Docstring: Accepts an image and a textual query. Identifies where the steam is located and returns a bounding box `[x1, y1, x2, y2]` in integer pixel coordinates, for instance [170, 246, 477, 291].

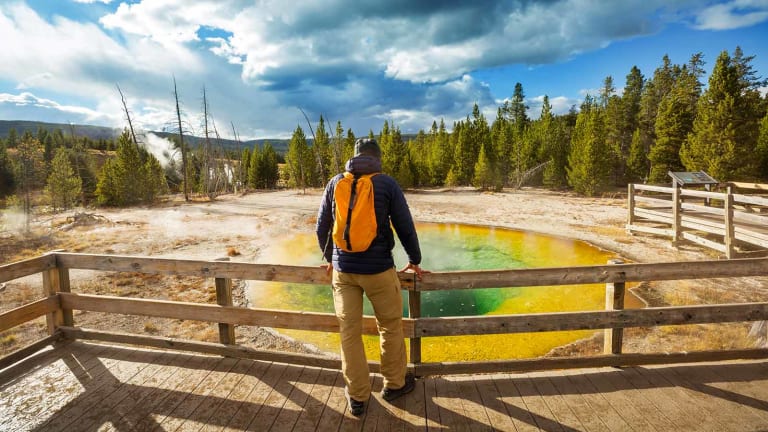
[142, 133, 179, 167]
[0, 208, 28, 234]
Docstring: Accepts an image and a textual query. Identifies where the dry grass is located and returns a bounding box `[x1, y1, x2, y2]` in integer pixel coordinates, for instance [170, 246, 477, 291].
[0, 283, 39, 313]
[0, 333, 18, 346]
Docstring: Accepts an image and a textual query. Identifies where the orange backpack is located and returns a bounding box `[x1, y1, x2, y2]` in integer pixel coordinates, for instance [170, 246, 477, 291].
[332, 172, 378, 252]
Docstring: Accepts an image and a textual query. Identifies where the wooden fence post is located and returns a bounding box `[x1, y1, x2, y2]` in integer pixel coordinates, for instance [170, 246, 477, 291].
[214, 257, 235, 345]
[408, 275, 422, 373]
[672, 185, 681, 245]
[725, 186, 735, 259]
[627, 184, 635, 232]
[603, 259, 625, 355]
[42, 262, 63, 335]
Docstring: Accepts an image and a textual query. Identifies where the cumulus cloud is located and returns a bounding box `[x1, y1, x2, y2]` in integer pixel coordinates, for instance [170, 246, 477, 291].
[0, 91, 115, 124]
[1, 0, 754, 140]
[693, 0, 768, 30]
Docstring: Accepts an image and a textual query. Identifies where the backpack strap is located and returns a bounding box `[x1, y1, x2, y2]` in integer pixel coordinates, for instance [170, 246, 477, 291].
[342, 174, 361, 251]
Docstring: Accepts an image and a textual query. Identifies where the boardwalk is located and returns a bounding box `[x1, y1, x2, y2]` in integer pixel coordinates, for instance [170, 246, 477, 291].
[2, 341, 768, 431]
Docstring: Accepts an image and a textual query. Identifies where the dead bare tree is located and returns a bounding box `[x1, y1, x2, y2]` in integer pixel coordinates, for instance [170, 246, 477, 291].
[172, 76, 189, 201]
[116, 84, 139, 147]
[298, 107, 326, 184]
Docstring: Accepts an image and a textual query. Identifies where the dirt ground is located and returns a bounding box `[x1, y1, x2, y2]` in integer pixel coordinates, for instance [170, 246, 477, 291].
[2, 187, 767, 357]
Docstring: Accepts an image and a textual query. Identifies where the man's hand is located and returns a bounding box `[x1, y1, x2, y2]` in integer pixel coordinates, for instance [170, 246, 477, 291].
[399, 263, 430, 280]
[322, 263, 333, 276]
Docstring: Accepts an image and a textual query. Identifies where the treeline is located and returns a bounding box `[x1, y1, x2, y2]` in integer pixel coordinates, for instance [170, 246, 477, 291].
[285, 47, 768, 195]
[0, 127, 281, 221]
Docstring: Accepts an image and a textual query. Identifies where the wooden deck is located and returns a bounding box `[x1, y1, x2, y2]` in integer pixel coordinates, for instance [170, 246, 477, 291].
[2, 341, 768, 431]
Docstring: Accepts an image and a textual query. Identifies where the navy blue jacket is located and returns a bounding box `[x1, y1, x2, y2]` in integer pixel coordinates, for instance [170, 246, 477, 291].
[316, 155, 422, 274]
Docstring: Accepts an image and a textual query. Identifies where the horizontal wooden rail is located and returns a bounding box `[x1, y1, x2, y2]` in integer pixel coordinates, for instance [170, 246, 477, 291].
[634, 184, 673, 193]
[734, 194, 768, 207]
[59, 293, 414, 337]
[634, 196, 672, 206]
[415, 302, 768, 336]
[53, 252, 417, 288]
[681, 189, 724, 200]
[419, 258, 768, 291]
[0, 254, 56, 284]
[730, 182, 768, 191]
[681, 202, 725, 216]
[0, 297, 60, 333]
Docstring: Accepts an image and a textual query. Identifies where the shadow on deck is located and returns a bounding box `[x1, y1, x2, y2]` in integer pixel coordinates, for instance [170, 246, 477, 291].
[2, 340, 768, 432]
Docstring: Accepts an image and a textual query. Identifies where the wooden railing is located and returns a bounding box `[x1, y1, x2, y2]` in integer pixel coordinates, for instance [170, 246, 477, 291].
[627, 183, 768, 258]
[2, 252, 768, 376]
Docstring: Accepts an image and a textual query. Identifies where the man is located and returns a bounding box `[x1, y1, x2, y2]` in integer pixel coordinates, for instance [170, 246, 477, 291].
[316, 137, 426, 416]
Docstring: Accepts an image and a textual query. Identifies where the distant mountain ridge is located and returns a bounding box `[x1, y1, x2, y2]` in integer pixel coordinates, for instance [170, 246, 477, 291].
[0, 120, 290, 154]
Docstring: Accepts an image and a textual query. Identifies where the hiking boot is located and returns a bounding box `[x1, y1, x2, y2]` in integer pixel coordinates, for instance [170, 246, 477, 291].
[344, 387, 366, 416]
[381, 373, 415, 402]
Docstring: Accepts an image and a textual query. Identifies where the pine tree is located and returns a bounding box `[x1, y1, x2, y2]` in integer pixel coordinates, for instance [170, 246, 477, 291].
[649, 90, 690, 182]
[285, 126, 312, 189]
[248, 144, 262, 188]
[13, 133, 45, 231]
[682, 48, 765, 181]
[567, 99, 609, 196]
[758, 112, 768, 180]
[95, 130, 167, 206]
[473, 143, 499, 190]
[314, 115, 331, 185]
[537, 96, 570, 188]
[240, 147, 251, 190]
[0, 137, 14, 197]
[260, 142, 280, 188]
[45, 147, 82, 212]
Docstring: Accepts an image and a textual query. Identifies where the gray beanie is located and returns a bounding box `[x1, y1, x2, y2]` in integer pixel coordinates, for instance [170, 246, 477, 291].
[354, 138, 381, 159]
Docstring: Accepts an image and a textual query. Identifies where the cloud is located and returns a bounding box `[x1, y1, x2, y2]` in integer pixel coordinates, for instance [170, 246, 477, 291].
[693, 0, 768, 30]
[1, 0, 750, 142]
[0, 91, 115, 124]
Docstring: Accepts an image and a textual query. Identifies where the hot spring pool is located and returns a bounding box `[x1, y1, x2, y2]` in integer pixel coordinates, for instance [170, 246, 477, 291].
[248, 223, 634, 362]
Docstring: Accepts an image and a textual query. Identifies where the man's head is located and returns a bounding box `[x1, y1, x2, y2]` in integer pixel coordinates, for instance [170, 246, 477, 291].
[354, 138, 381, 159]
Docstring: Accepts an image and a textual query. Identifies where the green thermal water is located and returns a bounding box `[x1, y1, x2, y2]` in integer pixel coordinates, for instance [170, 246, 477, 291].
[248, 223, 620, 362]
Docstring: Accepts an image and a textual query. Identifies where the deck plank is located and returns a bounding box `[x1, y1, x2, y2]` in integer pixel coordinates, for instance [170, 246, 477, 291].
[491, 373, 542, 432]
[620, 366, 708, 431]
[118, 351, 221, 431]
[38, 346, 154, 432]
[221, 361, 286, 432]
[158, 356, 239, 431]
[641, 365, 730, 431]
[523, 372, 581, 431]
[562, 369, 633, 432]
[433, 375, 472, 431]
[509, 373, 565, 431]
[291, 368, 340, 432]
[2, 342, 110, 431]
[267, 365, 321, 432]
[581, 368, 666, 431]
[244, 362, 304, 431]
[600, 365, 677, 431]
[4, 342, 768, 432]
[545, 371, 610, 432]
[664, 362, 768, 431]
[314, 372, 347, 431]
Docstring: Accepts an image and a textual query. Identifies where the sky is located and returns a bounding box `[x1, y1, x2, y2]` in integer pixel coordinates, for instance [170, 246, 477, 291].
[0, 0, 767, 140]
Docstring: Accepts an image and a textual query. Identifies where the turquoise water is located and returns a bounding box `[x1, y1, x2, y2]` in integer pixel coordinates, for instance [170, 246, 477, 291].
[248, 223, 621, 361]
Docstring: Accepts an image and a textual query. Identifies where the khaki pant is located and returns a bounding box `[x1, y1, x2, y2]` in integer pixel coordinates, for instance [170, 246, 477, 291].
[332, 267, 407, 401]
